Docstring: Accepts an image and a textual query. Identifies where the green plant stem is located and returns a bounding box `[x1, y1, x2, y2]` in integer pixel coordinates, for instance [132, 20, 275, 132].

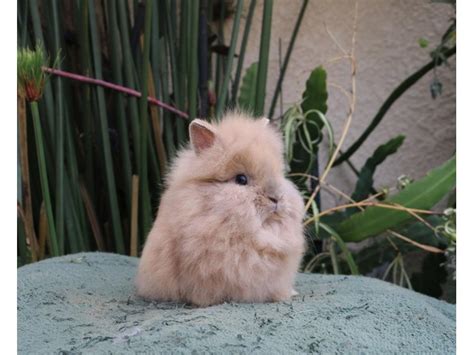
[215, 1, 226, 104]
[188, 0, 199, 120]
[334, 46, 456, 166]
[18, 0, 29, 47]
[138, 0, 154, 235]
[268, 0, 309, 119]
[215, 0, 244, 117]
[320, 223, 359, 275]
[64, 115, 88, 251]
[88, 0, 125, 254]
[30, 101, 59, 256]
[231, 0, 257, 105]
[63, 179, 82, 252]
[28, 0, 56, 143]
[50, 0, 65, 254]
[163, 0, 185, 143]
[331, 234, 359, 275]
[329, 240, 340, 274]
[197, 0, 209, 117]
[175, 0, 189, 143]
[254, 0, 273, 117]
[18, 214, 28, 265]
[117, 0, 143, 170]
[156, 31, 176, 157]
[78, 0, 95, 201]
[108, 0, 132, 211]
[18, 97, 39, 261]
[178, 0, 189, 110]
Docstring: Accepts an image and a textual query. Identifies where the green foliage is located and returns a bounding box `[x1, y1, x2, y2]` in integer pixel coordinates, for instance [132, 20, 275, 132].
[216, 0, 244, 117]
[350, 135, 405, 204]
[254, 0, 273, 117]
[319, 223, 359, 275]
[16, 0, 306, 264]
[333, 45, 455, 166]
[301, 66, 328, 116]
[238, 62, 258, 113]
[285, 66, 329, 181]
[284, 107, 333, 177]
[284, 17, 455, 295]
[334, 157, 456, 242]
[17, 44, 49, 102]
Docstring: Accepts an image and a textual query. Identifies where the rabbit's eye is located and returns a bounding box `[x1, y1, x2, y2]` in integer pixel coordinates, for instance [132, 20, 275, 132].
[235, 174, 248, 185]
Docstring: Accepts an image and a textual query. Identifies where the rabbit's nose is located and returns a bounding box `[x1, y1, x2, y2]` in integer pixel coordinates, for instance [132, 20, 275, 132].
[268, 196, 279, 212]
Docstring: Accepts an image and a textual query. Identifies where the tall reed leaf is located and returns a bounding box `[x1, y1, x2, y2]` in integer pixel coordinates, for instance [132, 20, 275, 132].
[216, 0, 244, 118]
[88, 0, 125, 253]
[254, 0, 273, 117]
[138, 0, 154, 235]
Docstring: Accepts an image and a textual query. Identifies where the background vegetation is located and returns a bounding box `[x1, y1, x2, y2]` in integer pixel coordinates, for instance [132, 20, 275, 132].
[17, 0, 456, 302]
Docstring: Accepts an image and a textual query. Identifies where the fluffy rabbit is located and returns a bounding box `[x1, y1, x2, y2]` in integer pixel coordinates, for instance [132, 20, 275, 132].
[135, 112, 306, 307]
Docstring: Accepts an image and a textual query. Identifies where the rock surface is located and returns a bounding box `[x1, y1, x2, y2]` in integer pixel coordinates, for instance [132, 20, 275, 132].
[18, 252, 455, 354]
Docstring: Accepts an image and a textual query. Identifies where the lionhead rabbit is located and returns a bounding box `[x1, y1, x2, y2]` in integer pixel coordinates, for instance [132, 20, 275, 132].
[135, 112, 306, 307]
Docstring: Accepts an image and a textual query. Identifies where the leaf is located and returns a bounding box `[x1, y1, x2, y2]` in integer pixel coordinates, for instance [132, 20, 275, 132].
[333, 156, 456, 242]
[319, 223, 359, 275]
[301, 66, 328, 116]
[350, 135, 405, 204]
[394, 216, 446, 249]
[333, 46, 456, 167]
[289, 66, 328, 180]
[351, 216, 445, 276]
[238, 62, 258, 114]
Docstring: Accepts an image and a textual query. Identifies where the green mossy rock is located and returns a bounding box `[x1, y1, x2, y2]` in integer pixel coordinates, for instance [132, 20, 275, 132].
[18, 252, 455, 354]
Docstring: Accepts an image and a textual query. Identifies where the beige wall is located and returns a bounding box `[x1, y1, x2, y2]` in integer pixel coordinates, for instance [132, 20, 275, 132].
[228, 0, 456, 207]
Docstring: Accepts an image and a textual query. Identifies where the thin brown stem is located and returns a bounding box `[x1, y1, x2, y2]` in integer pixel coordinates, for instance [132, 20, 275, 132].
[304, 2, 359, 212]
[388, 230, 443, 254]
[79, 181, 105, 251]
[42, 67, 189, 119]
[18, 97, 39, 261]
[304, 201, 437, 226]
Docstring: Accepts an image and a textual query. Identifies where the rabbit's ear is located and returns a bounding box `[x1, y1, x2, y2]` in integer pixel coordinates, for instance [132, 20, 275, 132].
[189, 119, 216, 153]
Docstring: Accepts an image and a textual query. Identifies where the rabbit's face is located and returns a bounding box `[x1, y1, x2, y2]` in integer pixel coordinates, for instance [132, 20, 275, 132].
[209, 144, 288, 224]
[167, 114, 303, 228]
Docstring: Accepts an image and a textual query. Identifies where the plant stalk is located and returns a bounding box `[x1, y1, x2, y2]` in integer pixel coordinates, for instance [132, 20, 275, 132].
[42, 67, 189, 119]
[138, 0, 154, 235]
[254, 0, 273, 117]
[334, 46, 456, 166]
[268, 0, 309, 119]
[216, 0, 244, 117]
[30, 101, 59, 256]
[18, 97, 39, 260]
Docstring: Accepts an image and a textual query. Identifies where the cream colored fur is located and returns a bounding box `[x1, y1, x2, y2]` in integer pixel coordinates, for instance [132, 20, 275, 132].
[135, 112, 306, 307]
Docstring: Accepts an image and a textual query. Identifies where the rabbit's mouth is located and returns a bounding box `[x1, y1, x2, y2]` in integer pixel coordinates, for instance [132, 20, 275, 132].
[262, 203, 288, 223]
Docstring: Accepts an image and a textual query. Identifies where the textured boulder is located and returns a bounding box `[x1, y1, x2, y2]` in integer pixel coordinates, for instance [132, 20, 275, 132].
[18, 252, 455, 354]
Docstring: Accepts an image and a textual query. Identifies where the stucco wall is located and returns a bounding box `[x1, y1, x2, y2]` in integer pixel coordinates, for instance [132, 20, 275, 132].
[228, 0, 456, 207]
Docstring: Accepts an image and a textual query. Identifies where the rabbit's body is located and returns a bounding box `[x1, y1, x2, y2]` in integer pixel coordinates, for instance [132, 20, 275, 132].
[136, 113, 306, 307]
